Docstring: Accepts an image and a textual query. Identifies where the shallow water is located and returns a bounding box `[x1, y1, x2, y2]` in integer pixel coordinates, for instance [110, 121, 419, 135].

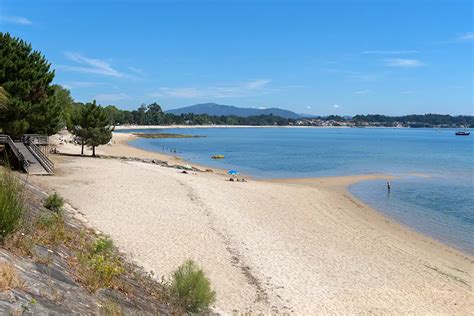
[121, 127, 473, 253]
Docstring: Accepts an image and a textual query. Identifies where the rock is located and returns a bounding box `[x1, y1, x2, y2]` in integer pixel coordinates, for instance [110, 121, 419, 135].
[63, 203, 76, 214]
[73, 213, 88, 223]
[0, 291, 16, 303]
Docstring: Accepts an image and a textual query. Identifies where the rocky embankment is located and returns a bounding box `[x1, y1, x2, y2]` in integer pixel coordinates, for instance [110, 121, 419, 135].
[0, 179, 174, 315]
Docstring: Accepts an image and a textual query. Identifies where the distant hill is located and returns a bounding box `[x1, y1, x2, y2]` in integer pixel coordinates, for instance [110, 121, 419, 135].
[166, 103, 303, 119]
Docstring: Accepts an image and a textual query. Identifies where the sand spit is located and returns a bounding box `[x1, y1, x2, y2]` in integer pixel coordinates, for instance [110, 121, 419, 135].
[29, 132, 473, 314]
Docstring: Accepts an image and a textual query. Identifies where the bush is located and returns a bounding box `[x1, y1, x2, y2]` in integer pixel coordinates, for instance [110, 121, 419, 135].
[44, 192, 64, 213]
[90, 237, 114, 256]
[78, 237, 124, 291]
[0, 169, 25, 243]
[169, 260, 216, 313]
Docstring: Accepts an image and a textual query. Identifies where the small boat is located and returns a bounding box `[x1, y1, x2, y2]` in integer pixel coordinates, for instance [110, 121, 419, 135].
[455, 130, 470, 136]
[211, 155, 225, 159]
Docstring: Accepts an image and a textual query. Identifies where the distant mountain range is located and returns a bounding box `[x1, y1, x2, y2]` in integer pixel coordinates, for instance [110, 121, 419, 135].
[166, 103, 307, 119]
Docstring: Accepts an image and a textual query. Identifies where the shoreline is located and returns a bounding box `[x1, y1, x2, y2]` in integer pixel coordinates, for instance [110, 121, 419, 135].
[32, 131, 472, 314]
[114, 124, 469, 130]
[113, 132, 471, 256]
[69, 131, 471, 256]
[115, 124, 352, 129]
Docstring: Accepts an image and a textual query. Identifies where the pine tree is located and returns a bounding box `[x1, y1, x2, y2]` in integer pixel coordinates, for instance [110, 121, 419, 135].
[0, 32, 64, 138]
[0, 87, 9, 111]
[69, 101, 114, 156]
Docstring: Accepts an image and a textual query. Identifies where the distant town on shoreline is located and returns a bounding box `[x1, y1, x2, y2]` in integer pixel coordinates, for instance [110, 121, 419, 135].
[99, 102, 473, 128]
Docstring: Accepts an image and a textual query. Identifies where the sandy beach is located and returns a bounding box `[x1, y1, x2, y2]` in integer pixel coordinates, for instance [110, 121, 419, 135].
[29, 132, 473, 314]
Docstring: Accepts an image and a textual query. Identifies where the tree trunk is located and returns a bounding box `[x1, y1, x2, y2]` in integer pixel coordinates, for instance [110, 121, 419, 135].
[81, 140, 84, 155]
[92, 146, 95, 157]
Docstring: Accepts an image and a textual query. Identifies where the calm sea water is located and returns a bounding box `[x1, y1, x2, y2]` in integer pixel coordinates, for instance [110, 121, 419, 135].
[120, 128, 474, 254]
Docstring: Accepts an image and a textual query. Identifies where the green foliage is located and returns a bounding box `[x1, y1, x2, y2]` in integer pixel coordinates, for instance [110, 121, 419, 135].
[52, 84, 74, 128]
[0, 32, 67, 138]
[169, 260, 216, 313]
[102, 101, 292, 126]
[69, 100, 114, 156]
[0, 86, 9, 111]
[90, 237, 114, 255]
[36, 212, 69, 246]
[351, 114, 473, 127]
[78, 237, 124, 291]
[93, 100, 474, 128]
[0, 169, 25, 243]
[103, 105, 125, 125]
[43, 192, 64, 213]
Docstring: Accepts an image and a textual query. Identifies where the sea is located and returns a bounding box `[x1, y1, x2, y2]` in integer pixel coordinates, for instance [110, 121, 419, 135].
[118, 127, 474, 254]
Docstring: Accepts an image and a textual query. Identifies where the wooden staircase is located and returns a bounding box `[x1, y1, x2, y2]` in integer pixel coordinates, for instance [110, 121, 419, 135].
[1, 135, 54, 175]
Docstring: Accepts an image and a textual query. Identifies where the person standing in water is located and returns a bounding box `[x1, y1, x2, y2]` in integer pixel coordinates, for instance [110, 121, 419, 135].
[387, 181, 391, 191]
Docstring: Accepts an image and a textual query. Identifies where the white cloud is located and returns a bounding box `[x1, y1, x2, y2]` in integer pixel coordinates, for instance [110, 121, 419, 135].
[128, 66, 146, 76]
[306, 106, 311, 109]
[94, 93, 131, 103]
[0, 16, 32, 25]
[58, 52, 124, 77]
[363, 50, 418, 54]
[59, 81, 102, 89]
[355, 89, 370, 94]
[244, 79, 272, 90]
[385, 58, 424, 68]
[458, 32, 474, 42]
[333, 104, 341, 109]
[149, 79, 272, 99]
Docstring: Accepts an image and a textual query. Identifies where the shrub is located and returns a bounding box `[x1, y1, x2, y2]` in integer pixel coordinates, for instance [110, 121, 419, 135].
[169, 260, 216, 313]
[44, 192, 64, 213]
[90, 237, 114, 256]
[78, 237, 125, 291]
[0, 168, 25, 243]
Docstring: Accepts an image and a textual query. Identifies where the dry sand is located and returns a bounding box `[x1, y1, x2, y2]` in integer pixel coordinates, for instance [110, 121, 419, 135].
[30, 132, 473, 314]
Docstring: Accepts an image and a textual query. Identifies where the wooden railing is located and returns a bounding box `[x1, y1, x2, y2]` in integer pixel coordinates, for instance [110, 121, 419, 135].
[22, 134, 49, 146]
[0, 135, 30, 172]
[25, 139, 54, 174]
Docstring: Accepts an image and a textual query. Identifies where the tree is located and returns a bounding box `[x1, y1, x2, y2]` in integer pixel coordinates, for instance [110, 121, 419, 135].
[103, 105, 125, 125]
[145, 102, 164, 124]
[0, 87, 9, 111]
[69, 100, 114, 156]
[0, 33, 65, 138]
[52, 84, 74, 128]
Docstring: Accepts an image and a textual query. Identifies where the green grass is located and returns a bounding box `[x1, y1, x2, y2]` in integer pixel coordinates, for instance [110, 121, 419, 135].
[43, 192, 64, 213]
[36, 212, 70, 246]
[169, 260, 216, 313]
[0, 168, 25, 243]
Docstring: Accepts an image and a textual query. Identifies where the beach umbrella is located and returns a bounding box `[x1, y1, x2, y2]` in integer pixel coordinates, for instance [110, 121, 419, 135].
[227, 170, 239, 175]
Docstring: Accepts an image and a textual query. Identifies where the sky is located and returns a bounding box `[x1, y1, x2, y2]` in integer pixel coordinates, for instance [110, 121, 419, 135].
[1, 0, 473, 115]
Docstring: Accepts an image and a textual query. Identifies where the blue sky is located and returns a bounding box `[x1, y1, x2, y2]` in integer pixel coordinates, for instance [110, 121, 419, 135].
[1, 0, 472, 115]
